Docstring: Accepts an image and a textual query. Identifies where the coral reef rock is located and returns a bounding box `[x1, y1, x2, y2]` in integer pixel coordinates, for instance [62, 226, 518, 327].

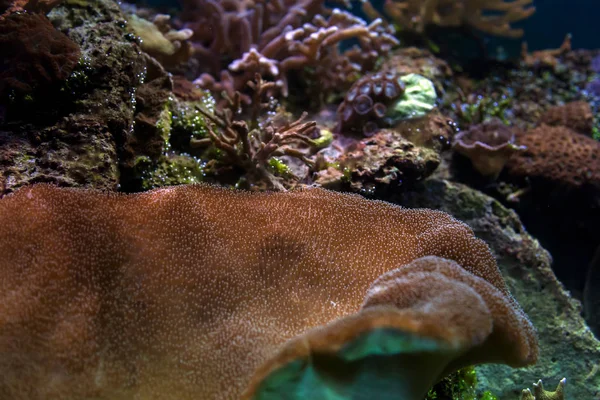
[584, 245, 600, 337]
[398, 179, 600, 400]
[0, 0, 146, 195]
[0, 12, 80, 96]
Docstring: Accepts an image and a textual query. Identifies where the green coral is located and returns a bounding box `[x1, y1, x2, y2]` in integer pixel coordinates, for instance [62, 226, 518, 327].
[387, 73, 437, 122]
[254, 329, 461, 400]
[592, 125, 600, 141]
[480, 391, 498, 400]
[311, 128, 334, 149]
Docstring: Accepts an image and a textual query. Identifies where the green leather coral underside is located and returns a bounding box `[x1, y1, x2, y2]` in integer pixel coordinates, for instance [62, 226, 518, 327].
[254, 328, 456, 400]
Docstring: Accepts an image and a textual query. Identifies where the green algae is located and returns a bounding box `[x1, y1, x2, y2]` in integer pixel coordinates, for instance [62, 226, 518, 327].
[267, 158, 292, 177]
[425, 367, 498, 400]
[134, 153, 205, 190]
[311, 128, 334, 149]
[170, 94, 215, 139]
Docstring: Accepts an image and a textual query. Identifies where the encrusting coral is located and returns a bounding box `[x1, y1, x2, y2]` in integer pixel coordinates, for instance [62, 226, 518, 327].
[0, 183, 538, 400]
[505, 124, 600, 191]
[539, 101, 594, 136]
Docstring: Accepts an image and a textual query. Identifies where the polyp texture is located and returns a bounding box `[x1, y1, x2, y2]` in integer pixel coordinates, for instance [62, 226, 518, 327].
[0, 184, 537, 399]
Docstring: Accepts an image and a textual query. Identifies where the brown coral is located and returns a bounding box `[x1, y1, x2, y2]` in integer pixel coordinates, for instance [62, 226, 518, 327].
[336, 70, 406, 136]
[453, 119, 525, 178]
[521, 34, 572, 70]
[128, 13, 193, 68]
[0, 184, 537, 400]
[0, 12, 80, 96]
[362, 0, 535, 38]
[245, 255, 537, 399]
[539, 101, 593, 136]
[505, 125, 600, 190]
[191, 86, 322, 190]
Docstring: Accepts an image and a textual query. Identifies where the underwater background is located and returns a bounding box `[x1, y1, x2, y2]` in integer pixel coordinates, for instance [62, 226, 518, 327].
[0, 0, 599, 399]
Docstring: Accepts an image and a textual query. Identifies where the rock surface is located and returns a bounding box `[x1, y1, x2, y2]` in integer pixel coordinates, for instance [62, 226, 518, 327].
[397, 179, 600, 400]
[0, 0, 146, 195]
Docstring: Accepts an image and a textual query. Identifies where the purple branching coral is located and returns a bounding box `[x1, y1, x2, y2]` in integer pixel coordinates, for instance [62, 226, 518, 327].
[182, 0, 398, 102]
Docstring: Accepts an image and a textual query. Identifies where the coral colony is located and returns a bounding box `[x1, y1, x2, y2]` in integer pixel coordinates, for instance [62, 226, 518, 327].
[0, 0, 599, 399]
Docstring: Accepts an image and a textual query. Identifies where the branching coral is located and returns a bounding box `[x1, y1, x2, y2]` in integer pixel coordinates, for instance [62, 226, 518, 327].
[0, 184, 537, 400]
[184, 0, 398, 99]
[521, 378, 566, 400]
[191, 76, 327, 189]
[0, 12, 80, 97]
[521, 34, 571, 70]
[362, 0, 535, 38]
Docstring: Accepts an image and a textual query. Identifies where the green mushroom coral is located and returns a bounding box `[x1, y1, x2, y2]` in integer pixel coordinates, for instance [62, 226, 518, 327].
[387, 73, 437, 122]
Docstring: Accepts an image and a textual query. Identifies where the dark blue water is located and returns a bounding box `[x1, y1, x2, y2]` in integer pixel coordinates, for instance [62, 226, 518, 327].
[520, 0, 597, 50]
[344, 0, 598, 56]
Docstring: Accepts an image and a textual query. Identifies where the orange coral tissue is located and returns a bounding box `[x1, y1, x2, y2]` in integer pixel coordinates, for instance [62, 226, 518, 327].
[0, 184, 538, 400]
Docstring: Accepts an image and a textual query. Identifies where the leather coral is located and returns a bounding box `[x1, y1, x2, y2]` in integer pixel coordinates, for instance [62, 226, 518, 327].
[0, 184, 537, 400]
